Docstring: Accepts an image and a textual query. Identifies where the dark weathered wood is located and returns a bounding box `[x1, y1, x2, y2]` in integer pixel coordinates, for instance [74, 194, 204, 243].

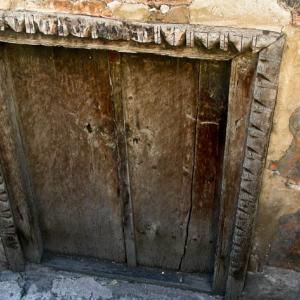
[122, 53, 199, 270]
[108, 51, 137, 267]
[0, 31, 236, 62]
[0, 44, 43, 263]
[0, 237, 7, 270]
[212, 53, 258, 294]
[225, 37, 285, 299]
[5, 44, 125, 262]
[0, 174, 24, 271]
[0, 165, 24, 271]
[43, 253, 212, 294]
[180, 61, 230, 273]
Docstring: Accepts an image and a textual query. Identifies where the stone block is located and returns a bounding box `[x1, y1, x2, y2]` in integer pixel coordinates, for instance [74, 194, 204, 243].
[110, 3, 150, 21]
[0, 0, 11, 10]
[163, 5, 189, 23]
[189, 0, 290, 28]
[25, 0, 111, 17]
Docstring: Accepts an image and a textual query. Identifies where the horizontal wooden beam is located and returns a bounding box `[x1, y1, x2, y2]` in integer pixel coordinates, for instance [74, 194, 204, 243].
[0, 10, 282, 57]
[0, 30, 235, 61]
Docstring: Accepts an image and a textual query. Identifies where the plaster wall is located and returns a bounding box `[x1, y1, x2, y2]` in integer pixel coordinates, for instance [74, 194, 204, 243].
[1, 0, 299, 272]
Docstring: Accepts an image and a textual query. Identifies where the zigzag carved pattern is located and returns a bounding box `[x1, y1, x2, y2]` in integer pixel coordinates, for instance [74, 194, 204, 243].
[0, 10, 281, 53]
[227, 37, 285, 291]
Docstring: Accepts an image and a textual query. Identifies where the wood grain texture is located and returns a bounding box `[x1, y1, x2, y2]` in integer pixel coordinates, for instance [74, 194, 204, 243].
[0, 237, 7, 270]
[212, 53, 258, 294]
[122, 53, 199, 270]
[121, 54, 230, 272]
[43, 253, 212, 294]
[0, 44, 42, 263]
[5, 44, 125, 262]
[180, 61, 230, 273]
[0, 10, 281, 54]
[0, 30, 236, 62]
[226, 37, 285, 300]
[109, 51, 137, 267]
[0, 166, 24, 271]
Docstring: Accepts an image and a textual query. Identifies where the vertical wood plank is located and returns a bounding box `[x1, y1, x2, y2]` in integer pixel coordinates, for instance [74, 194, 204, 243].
[122, 53, 199, 270]
[226, 38, 285, 300]
[180, 61, 230, 273]
[0, 44, 43, 263]
[213, 53, 258, 293]
[108, 51, 137, 266]
[6, 44, 125, 262]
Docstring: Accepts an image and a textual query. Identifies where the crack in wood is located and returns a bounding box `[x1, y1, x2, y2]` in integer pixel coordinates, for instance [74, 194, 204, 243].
[108, 52, 137, 267]
[177, 65, 201, 271]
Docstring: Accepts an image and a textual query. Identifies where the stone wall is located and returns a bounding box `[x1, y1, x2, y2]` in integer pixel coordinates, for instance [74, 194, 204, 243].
[0, 0, 299, 273]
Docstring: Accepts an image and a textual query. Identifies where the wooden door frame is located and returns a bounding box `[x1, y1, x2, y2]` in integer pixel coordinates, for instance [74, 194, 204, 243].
[0, 10, 285, 299]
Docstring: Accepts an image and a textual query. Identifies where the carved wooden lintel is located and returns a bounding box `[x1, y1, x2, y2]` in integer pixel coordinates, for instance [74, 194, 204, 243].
[0, 10, 281, 54]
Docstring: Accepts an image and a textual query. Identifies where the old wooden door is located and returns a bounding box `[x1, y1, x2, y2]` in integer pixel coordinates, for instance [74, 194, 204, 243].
[122, 54, 230, 272]
[1, 44, 125, 262]
[0, 44, 230, 273]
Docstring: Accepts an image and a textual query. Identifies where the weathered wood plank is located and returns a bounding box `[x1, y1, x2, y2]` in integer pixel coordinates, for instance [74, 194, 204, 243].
[122, 53, 199, 270]
[5, 44, 125, 262]
[0, 237, 7, 270]
[0, 31, 235, 62]
[225, 37, 285, 300]
[43, 253, 212, 294]
[0, 166, 24, 271]
[0, 9, 282, 54]
[108, 51, 137, 267]
[212, 53, 258, 294]
[180, 61, 230, 273]
[0, 44, 43, 263]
